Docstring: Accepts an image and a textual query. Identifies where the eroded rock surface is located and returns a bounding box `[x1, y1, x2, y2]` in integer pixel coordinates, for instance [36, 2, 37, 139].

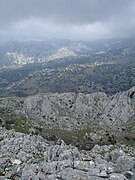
[1, 87, 135, 129]
[0, 128, 135, 180]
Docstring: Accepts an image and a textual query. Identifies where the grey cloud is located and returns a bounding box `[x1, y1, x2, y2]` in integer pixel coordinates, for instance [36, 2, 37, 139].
[0, 0, 135, 41]
[0, 0, 133, 24]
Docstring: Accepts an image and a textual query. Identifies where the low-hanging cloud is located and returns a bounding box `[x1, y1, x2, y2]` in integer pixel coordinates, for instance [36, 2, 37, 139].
[0, 0, 135, 41]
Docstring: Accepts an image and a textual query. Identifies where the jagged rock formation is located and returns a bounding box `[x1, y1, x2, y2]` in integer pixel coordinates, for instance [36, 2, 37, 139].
[1, 87, 135, 130]
[0, 127, 135, 180]
[0, 87, 135, 150]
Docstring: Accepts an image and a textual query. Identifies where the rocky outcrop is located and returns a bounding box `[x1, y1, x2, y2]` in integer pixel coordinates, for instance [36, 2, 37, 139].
[1, 87, 135, 129]
[0, 127, 135, 180]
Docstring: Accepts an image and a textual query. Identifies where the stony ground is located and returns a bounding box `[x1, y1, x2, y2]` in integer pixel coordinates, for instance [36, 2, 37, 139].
[0, 127, 135, 180]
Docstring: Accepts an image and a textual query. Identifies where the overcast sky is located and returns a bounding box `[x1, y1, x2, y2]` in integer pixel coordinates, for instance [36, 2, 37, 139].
[0, 0, 135, 41]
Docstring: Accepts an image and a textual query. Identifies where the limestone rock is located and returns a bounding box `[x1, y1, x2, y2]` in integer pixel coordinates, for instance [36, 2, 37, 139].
[1, 87, 135, 129]
[0, 128, 135, 179]
[115, 156, 135, 173]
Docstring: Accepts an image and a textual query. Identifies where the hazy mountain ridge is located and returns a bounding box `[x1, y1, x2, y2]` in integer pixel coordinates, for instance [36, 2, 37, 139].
[0, 37, 135, 69]
[0, 40, 91, 68]
[0, 37, 135, 97]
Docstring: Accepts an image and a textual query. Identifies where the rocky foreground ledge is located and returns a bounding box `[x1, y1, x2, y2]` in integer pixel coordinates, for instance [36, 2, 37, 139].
[0, 127, 135, 180]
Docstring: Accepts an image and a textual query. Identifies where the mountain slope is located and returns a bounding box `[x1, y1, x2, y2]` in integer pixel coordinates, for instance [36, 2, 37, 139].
[0, 37, 135, 97]
[0, 87, 135, 141]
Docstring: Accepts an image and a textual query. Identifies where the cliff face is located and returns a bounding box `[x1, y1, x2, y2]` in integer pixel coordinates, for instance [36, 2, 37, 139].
[1, 87, 135, 129]
[23, 90, 134, 129]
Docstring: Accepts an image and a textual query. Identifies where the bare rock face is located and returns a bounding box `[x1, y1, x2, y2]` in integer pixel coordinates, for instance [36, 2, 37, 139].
[1, 87, 135, 129]
[0, 128, 135, 180]
[115, 156, 135, 173]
